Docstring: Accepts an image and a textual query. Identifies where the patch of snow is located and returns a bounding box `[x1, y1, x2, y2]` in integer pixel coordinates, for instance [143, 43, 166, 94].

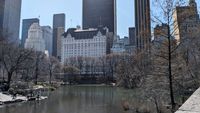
[39, 96, 48, 100]
[33, 85, 44, 90]
[16, 95, 27, 101]
[0, 93, 27, 102]
[0, 93, 13, 102]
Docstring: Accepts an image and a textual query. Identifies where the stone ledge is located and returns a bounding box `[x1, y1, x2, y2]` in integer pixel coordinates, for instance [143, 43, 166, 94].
[176, 111, 199, 113]
[176, 88, 200, 113]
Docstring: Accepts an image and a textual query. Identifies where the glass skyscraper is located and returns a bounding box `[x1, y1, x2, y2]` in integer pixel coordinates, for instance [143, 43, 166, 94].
[82, 0, 117, 34]
[0, 0, 21, 43]
[52, 13, 65, 59]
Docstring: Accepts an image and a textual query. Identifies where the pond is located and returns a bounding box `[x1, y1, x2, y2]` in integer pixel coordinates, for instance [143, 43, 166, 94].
[0, 85, 139, 113]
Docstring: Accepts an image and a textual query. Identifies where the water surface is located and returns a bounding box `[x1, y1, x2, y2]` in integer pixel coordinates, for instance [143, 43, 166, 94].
[0, 85, 137, 113]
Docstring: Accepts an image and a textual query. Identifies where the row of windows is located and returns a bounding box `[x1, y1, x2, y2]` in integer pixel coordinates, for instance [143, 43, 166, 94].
[64, 38, 106, 42]
[63, 44, 106, 49]
[65, 53, 105, 58]
[64, 43, 106, 50]
[65, 50, 105, 53]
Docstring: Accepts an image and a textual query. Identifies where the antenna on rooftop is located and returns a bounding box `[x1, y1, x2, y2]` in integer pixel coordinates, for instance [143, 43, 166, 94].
[99, 16, 102, 27]
[70, 19, 72, 27]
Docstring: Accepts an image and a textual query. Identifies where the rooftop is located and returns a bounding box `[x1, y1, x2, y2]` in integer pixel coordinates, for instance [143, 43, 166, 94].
[63, 27, 108, 40]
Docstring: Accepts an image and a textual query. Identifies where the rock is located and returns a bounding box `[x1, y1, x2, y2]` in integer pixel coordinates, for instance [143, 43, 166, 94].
[122, 101, 130, 111]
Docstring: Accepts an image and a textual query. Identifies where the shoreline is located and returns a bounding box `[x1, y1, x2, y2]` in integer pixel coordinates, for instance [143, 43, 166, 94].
[73, 84, 116, 87]
[0, 92, 48, 106]
[0, 83, 116, 107]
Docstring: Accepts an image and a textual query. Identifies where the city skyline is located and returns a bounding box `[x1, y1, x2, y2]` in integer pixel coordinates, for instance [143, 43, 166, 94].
[1, 1, 200, 112]
[20, 0, 134, 38]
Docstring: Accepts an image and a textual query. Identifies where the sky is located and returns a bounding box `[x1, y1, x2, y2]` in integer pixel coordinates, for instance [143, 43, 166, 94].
[20, 0, 134, 38]
[20, 0, 200, 39]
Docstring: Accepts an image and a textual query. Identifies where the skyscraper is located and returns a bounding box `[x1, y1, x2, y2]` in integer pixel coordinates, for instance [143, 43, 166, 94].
[82, 0, 117, 34]
[0, 0, 21, 43]
[53, 14, 65, 29]
[52, 13, 65, 59]
[135, 0, 151, 50]
[173, 0, 200, 43]
[21, 18, 40, 47]
[25, 23, 45, 52]
[0, 0, 5, 33]
[42, 26, 53, 55]
[129, 27, 136, 46]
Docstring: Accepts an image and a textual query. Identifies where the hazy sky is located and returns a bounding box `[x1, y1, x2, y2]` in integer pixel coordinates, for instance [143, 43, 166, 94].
[21, 0, 134, 38]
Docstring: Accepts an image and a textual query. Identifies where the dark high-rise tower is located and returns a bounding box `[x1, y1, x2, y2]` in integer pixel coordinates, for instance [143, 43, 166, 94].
[82, 0, 117, 34]
[53, 14, 65, 29]
[52, 13, 65, 59]
[0, 0, 21, 43]
[135, 0, 151, 50]
[0, 0, 5, 33]
[129, 27, 136, 46]
[21, 18, 40, 47]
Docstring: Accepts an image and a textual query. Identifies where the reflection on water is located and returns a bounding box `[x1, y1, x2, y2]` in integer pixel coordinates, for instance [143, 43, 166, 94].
[0, 86, 136, 113]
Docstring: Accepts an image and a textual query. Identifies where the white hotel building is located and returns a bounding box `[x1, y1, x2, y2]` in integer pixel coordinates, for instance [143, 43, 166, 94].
[61, 28, 108, 63]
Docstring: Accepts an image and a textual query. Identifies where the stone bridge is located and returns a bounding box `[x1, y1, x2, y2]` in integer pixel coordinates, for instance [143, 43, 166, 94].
[176, 88, 200, 113]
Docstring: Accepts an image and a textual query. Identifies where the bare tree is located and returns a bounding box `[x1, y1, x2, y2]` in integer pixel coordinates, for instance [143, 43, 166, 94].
[63, 66, 79, 84]
[116, 52, 148, 89]
[99, 56, 107, 81]
[106, 54, 120, 82]
[77, 56, 84, 74]
[33, 52, 45, 85]
[47, 56, 61, 84]
[151, 0, 200, 112]
[0, 42, 33, 90]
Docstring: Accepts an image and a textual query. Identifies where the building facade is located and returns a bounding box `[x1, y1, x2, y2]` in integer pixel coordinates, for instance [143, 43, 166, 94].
[153, 23, 169, 48]
[129, 27, 136, 46]
[61, 28, 108, 63]
[53, 14, 65, 29]
[42, 26, 53, 55]
[52, 13, 65, 59]
[0, 0, 5, 33]
[0, 0, 21, 43]
[82, 0, 117, 34]
[111, 36, 132, 54]
[154, 24, 168, 42]
[25, 23, 45, 52]
[173, 0, 200, 43]
[54, 27, 64, 59]
[111, 42, 126, 54]
[21, 18, 40, 47]
[135, 0, 151, 50]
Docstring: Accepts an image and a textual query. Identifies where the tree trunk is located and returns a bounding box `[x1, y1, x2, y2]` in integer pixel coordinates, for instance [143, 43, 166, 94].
[168, 25, 175, 113]
[35, 66, 38, 85]
[6, 72, 13, 91]
[49, 70, 52, 85]
[154, 97, 161, 113]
